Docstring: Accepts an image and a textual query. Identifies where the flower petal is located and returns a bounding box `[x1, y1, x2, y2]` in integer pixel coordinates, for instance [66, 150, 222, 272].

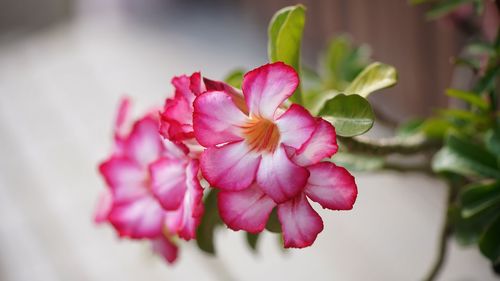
[276, 104, 316, 149]
[150, 158, 187, 210]
[172, 75, 196, 104]
[257, 145, 309, 203]
[278, 194, 324, 248]
[292, 118, 338, 166]
[200, 141, 261, 191]
[99, 157, 147, 203]
[189, 72, 206, 96]
[218, 184, 276, 233]
[94, 189, 112, 223]
[165, 160, 204, 240]
[159, 94, 194, 141]
[242, 62, 298, 119]
[124, 116, 163, 166]
[108, 196, 164, 239]
[203, 77, 248, 114]
[152, 236, 178, 264]
[193, 91, 248, 146]
[305, 162, 357, 210]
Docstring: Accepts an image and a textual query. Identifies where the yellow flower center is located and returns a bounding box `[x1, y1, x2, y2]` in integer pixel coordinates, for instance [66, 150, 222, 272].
[241, 116, 280, 153]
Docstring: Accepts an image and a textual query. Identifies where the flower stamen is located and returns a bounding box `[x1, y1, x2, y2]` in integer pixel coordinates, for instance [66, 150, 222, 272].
[241, 116, 280, 153]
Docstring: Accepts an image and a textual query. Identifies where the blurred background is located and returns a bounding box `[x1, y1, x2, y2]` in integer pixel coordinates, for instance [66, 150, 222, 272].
[0, 0, 498, 280]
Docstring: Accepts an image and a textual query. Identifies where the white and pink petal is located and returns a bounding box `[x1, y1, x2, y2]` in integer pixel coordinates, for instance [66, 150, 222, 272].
[200, 141, 261, 191]
[149, 157, 188, 210]
[242, 62, 299, 119]
[99, 157, 148, 203]
[164, 160, 204, 240]
[218, 184, 276, 233]
[193, 91, 248, 147]
[108, 196, 165, 239]
[152, 236, 178, 264]
[305, 162, 357, 210]
[292, 118, 338, 166]
[276, 104, 316, 149]
[257, 145, 309, 204]
[124, 116, 163, 166]
[278, 194, 324, 248]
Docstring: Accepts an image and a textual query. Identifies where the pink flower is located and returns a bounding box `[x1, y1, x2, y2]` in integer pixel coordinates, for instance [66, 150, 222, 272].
[160, 72, 245, 144]
[193, 62, 357, 248]
[95, 98, 204, 263]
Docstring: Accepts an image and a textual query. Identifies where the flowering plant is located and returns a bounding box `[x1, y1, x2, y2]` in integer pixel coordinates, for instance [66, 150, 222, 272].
[94, 2, 499, 280]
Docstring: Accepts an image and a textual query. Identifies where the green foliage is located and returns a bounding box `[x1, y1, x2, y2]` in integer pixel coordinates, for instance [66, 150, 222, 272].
[265, 208, 282, 233]
[268, 4, 306, 103]
[196, 189, 222, 254]
[344, 62, 397, 98]
[432, 133, 500, 179]
[446, 89, 489, 110]
[246, 232, 260, 252]
[224, 69, 245, 88]
[320, 94, 374, 137]
[322, 36, 370, 91]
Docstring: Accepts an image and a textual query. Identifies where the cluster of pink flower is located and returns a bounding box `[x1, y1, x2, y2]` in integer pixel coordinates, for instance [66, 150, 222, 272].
[95, 62, 358, 264]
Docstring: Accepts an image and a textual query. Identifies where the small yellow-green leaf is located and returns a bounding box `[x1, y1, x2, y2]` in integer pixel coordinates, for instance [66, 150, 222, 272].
[319, 94, 374, 137]
[446, 89, 489, 110]
[344, 62, 397, 97]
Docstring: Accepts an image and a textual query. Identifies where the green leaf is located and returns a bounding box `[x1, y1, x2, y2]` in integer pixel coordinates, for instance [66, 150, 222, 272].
[268, 4, 306, 104]
[479, 215, 500, 263]
[460, 182, 500, 219]
[196, 189, 222, 254]
[319, 94, 374, 137]
[224, 69, 245, 88]
[419, 118, 454, 139]
[426, 0, 474, 20]
[330, 152, 384, 172]
[446, 89, 489, 110]
[396, 119, 425, 138]
[246, 232, 260, 252]
[344, 62, 397, 98]
[265, 208, 281, 233]
[432, 134, 500, 179]
[474, 63, 500, 94]
[486, 126, 500, 156]
[323, 36, 370, 91]
[303, 89, 338, 115]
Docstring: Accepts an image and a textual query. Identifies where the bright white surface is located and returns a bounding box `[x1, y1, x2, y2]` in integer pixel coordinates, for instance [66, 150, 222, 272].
[0, 6, 496, 281]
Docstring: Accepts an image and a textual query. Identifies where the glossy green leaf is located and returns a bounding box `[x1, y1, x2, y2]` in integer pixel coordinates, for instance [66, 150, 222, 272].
[196, 189, 222, 254]
[344, 62, 397, 98]
[319, 94, 374, 137]
[268, 4, 306, 103]
[265, 208, 281, 233]
[446, 89, 489, 110]
[479, 215, 500, 263]
[246, 232, 260, 252]
[432, 134, 500, 179]
[224, 69, 245, 88]
[460, 182, 500, 219]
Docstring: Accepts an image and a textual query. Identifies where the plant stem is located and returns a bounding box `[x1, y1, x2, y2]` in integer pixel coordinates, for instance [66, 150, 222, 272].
[338, 135, 441, 156]
[423, 180, 459, 281]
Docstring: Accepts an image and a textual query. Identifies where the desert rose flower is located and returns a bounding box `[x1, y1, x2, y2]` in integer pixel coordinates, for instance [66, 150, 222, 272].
[193, 62, 357, 248]
[95, 98, 204, 263]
